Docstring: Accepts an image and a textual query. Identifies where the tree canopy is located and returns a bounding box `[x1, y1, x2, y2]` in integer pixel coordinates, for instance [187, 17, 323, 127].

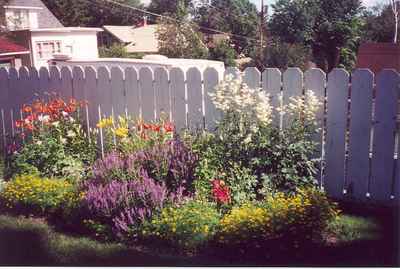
[269, 0, 364, 71]
[195, 0, 259, 55]
[362, 4, 396, 43]
[41, 0, 144, 27]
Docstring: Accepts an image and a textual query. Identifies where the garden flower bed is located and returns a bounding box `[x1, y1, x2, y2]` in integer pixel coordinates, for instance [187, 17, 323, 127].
[0, 75, 354, 263]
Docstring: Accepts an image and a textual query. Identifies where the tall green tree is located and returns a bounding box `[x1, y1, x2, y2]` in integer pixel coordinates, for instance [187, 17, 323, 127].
[362, 4, 396, 43]
[148, 0, 193, 18]
[269, 0, 364, 72]
[195, 0, 259, 55]
[156, 15, 209, 59]
[41, 0, 144, 27]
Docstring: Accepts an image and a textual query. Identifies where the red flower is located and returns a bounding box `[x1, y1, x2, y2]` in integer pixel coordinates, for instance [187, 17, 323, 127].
[211, 179, 231, 204]
[164, 122, 174, 133]
[151, 124, 161, 132]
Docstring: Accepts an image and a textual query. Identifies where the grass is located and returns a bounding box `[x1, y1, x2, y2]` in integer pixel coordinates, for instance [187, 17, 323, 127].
[0, 209, 398, 266]
[328, 214, 381, 243]
[0, 215, 198, 266]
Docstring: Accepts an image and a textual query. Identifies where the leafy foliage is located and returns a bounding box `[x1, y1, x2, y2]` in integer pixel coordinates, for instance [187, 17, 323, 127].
[99, 44, 133, 58]
[41, 0, 144, 27]
[142, 199, 220, 252]
[362, 4, 396, 43]
[156, 15, 209, 59]
[195, 0, 259, 55]
[209, 40, 237, 67]
[269, 0, 364, 71]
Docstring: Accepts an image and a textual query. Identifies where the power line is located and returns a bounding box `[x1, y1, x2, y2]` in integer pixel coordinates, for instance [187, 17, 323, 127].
[83, 0, 263, 43]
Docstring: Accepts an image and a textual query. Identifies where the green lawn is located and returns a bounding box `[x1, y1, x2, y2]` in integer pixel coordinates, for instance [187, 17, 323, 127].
[0, 210, 398, 266]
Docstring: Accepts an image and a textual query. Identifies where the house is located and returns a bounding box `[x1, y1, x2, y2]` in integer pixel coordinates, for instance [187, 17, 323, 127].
[101, 20, 159, 54]
[0, 0, 102, 68]
[0, 35, 29, 68]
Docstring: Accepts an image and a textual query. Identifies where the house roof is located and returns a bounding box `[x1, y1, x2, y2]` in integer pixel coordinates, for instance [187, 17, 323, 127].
[6, 0, 63, 29]
[29, 27, 103, 33]
[103, 24, 159, 53]
[0, 36, 29, 55]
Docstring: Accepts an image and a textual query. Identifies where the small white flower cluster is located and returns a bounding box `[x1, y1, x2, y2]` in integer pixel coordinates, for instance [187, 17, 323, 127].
[209, 74, 273, 126]
[286, 90, 322, 123]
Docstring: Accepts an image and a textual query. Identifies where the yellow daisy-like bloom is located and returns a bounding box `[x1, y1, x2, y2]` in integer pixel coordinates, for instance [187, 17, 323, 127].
[97, 117, 114, 128]
[114, 127, 129, 138]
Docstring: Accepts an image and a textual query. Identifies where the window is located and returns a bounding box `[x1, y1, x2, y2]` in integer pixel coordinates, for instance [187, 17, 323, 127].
[36, 41, 62, 59]
[8, 9, 30, 29]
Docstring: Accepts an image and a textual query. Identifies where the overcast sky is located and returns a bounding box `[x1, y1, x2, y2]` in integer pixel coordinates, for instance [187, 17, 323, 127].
[141, 0, 385, 9]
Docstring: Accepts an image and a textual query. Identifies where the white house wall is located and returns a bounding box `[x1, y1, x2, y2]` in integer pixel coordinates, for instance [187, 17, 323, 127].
[30, 31, 100, 68]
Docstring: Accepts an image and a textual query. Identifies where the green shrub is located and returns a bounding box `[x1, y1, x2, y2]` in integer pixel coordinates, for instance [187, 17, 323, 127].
[217, 188, 338, 252]
[0, 174, 79, 215]
[142, 200, 221, 252]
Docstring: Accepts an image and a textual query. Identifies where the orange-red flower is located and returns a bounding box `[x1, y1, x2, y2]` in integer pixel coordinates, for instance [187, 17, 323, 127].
[164, 122, 174, 133]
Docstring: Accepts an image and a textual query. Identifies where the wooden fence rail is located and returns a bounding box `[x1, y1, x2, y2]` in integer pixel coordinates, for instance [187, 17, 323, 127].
[0, 65, 399, 205]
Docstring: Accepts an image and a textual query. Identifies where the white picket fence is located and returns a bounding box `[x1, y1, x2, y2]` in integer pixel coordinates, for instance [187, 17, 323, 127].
[0, 65, 399, 205]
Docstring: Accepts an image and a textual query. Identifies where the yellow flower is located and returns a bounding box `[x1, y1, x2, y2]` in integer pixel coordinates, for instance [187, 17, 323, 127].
[97, 117, 114, 128]
[114, 127, 129, 138]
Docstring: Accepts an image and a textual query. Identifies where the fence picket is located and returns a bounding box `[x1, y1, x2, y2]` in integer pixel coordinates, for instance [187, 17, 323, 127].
[170, 67, 186, 130]
[84, 66, 98, 129]
[139, 67, 155, 122]
[49, 66, 62, 96]
[395, 130, 400, 201]
[28, 67, 40, 100]
[305, 68, 327, 186]
[347, 69, 374, 200]
[39, 67, 51, 97]
[244, 67, 261, 89]
[97, 66, 112, 118]
[204, 67, 220, 131]
[325, 68, 350, 198]
[154, 67, 171, 121]
[262, 68, 282, 128]
[370, 70, 400, 202]
[18, 67, 31, 106]
[282, 68, 303, 128]
[0, 68, 9, 151]
[224, 67, 240, 79]
[125, 67, 140, 119]
[110, 66, 126, 119]
[8, 68, 19, 137]
[60, 66, 73, 99]
[187, 67, 203, 130]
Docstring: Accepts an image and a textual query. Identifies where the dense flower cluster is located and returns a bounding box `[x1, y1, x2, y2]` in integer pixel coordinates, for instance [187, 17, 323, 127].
[97, 116, 175, 154]
[142, 200, 220, 251]
[277, 90, 323, 124]
[16, 97, 84, 133]
[7, 96, 96, 180]
[0, 174, 77, 214]
[83, 170, 171, 237]
[209, 74, 273, 126]
[211, 179, 231, 204]
[217, 188, 339, 250]
[91, 137, 198, 193]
